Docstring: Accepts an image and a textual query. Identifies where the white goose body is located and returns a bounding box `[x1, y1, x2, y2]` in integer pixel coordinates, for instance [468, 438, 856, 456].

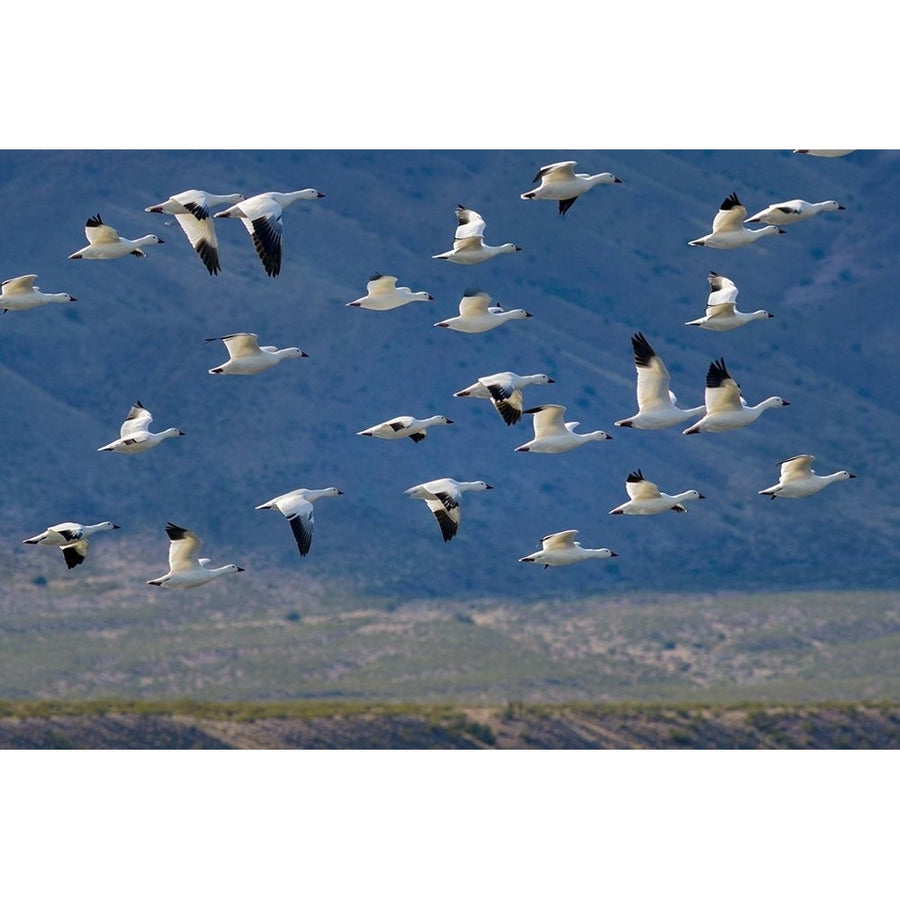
[683, 358, 789, 434]
[435, 290, 531, 333]
[23, 521, 120, 569]
[347, 273, 433, 310]
[793, 149, 855, 157]
[520, 160, 621, 215]
[758, 454, 856, 499]
[684, 271, 773, 331]
[689, 193, 785, 248]
[214, 188, 325, 277]
[357, 415, 453, 442]
[1, 274, 77, 312]
[515, 404, 612, 453]
[405, 478, 493, 542]
[454, 372, 554, 426]
[608, 470, 704, 515]
[519, 530, 617, 568]
[147, 523, 244, 588]
[69, 214, 164, 259]
[745, 198, 845, 226]
[206, 332, 308, 375]
[97, 401, 185, 454]
[615, 332, 705, 429]
[432, 205, 521, 264]
[255, 487, 343, 557]
[145, 189, 244, 275]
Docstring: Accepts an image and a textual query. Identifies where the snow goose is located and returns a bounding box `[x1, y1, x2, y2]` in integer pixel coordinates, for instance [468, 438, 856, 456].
[515, 404, 612, 453]
[432, 205, 521, 264]
[357, 415, 453, 442]
[346, 273, 433, 311]
[213, 189, 325, 277]
[745, 198, 845, 226]
[206, 332, 308, 375]
[405, 478, 493, 542]
[454, 371, 555, 426]
[145, 189, 244, 275]
[97, 400, 185, 453]
[435, 289, 532, 333]
[614, 332, 705, 429]
[23, 521, 120, 569]
[688, 193, 785, 248]
[684, 271, 774, 331]
[794, 150, 855, 157]
[519, 530, 617, 568]
[68, 214, 164, 260]
[520, 160, 621, 215]
[683, 358, 789, 434]
[608, 470, 704, 515]
[255, 487, 343, 557]
[147, 523, 244, 588]
[1, 274, 77, 313]
[758, 454, 856, 499]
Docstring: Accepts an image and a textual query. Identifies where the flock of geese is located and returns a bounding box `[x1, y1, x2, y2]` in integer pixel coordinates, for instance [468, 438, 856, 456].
[12, 153, 859, 583]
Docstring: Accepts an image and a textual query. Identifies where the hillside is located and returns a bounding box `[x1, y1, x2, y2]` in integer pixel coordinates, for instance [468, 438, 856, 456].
[1, 149, 898, 602]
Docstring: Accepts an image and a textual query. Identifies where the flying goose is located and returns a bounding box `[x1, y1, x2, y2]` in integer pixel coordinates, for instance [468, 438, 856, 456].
[520, 160, 621, 215]
[515, 404, 612, 453]
[357, 415, 453, 442]
[684, 272, 774, 331]
[145, 189, 244, 275]
[68, 214, 164, 260]
[1, 274, 77, 313]
[519, 530, 617, 568]
[206, 332, 308, 375]
[758, 454, 856, 499]
[793, 149, 855, 157]
[683, 358, 789, 434]
[454, 372, 555, 426]
[432, 205, 521, 264]
[688, 193, 785, 248]
[214, 189, 325, 277]
[434, 289, 531, 333]
[147, 523, 244, 588]
[405, 478, 493, 542]
[97, 401, 185, 454]
[745, 198, 845, 226]
[23, 521, 120, 569]
[346, 273, 434, 310]
[608, 470, 704, 515]
[255, 487, 343, 557]
[614, 332, 705, 429]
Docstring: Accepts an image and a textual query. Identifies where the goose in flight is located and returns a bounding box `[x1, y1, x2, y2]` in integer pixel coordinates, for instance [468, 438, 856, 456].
[684, 271, 774, 331]
[147, 523, 244, 588]
[688, 193, 785, 248]
[758, 454, 856, 499]
[1, 274, 77, 313]
[454, 371, 555, 426]
[683, 358, 789, 434]
[206, 332, 308, 375]
[145, 189, 244, 275]
[405, 478, 493, 542]
[515, 404, 612, 453]
[23, 521, 120, 569]
[520, 160, 621, 215]
[614, 332, 705, 429]
[744, 198, 845, 226]
[608, 470, 704, 515]
[432, 205, 521, 264]
[69, 214, 164, 260]
[97, 401, 185, 453]
[434, 289, 531, 333]
[357, 415, 453, 442]
[347, 273, 433, 311]
[214, 188, 325, 277]
[519, 530, 617, 568]
[255, 487, 343, 557]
